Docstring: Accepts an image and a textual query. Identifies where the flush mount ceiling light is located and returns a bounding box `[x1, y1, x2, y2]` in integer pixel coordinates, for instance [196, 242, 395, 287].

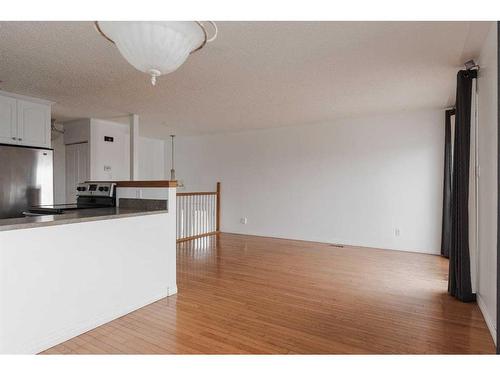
[94, 21, 217, 86]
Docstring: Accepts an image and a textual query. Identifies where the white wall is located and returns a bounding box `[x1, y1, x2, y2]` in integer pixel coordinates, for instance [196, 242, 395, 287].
[62, 118, 90, 144]
[59, 118, 167, 197]
[177, 109, 445, 254]
[90, 119, 130, 181]
[88, 119, 166, 181]
[138, 136, 167, 180]
[477, 23, 497, 345]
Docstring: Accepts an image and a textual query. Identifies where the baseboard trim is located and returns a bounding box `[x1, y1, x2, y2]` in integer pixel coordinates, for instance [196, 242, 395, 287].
[222, 232, 440, 256]
[477, 294, 497, 347]
[21, 291, 171, 355]
[168, 285, 178, 296]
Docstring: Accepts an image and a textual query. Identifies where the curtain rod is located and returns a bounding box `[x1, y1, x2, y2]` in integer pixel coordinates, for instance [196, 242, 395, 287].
[464, 59, 480, 71]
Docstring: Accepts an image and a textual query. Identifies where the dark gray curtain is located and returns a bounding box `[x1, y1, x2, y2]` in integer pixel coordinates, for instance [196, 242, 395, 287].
[441, 109, 455, 258]
[448, 69, 477, 302]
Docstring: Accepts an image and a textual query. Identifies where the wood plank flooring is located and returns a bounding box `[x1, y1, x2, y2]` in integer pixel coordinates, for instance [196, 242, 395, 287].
[42, 233, 495, 354]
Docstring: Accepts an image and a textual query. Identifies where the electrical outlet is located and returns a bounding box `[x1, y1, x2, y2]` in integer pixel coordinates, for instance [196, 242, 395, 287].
[395, 228, 400, 237]
[240, 217, 248, 224]
[104, 165, 112, 172]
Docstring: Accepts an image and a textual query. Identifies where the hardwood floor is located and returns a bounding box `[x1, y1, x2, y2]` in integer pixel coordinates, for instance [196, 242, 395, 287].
[42, 233, 495, 354]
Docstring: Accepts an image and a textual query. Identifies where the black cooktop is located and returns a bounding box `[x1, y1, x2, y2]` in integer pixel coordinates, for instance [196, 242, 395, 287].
[28, 203, 110, 215]
[28, 193, 116, 215]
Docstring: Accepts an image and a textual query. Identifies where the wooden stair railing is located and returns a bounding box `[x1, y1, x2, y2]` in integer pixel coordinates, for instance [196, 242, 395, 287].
[176, 182, 220, 242]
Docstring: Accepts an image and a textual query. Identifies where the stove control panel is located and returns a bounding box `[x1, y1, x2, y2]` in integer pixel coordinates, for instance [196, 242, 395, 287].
[76, 182, 115, 197]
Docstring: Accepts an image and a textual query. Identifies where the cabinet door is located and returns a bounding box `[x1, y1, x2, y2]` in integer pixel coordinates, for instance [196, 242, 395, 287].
[17, 100, 51, 148]
[0, 95, 18, 144]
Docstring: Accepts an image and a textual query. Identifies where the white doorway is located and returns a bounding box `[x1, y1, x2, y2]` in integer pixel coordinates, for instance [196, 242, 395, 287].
[65, 142, 89, 203]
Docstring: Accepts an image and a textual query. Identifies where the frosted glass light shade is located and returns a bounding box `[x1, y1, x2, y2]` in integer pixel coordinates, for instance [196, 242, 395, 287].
[97, 21, 206, 85]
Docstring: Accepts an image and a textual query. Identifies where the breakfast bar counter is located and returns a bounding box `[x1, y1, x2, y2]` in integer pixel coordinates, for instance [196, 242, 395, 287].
[0, 207, 168, 232]
[0, 182, 177, 354]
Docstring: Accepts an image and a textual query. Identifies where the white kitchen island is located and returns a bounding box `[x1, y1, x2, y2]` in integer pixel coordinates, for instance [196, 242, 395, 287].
[0, 182, 177, 354]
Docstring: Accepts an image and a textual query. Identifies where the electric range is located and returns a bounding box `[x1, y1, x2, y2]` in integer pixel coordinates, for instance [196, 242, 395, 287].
[27, 182, 116, 215]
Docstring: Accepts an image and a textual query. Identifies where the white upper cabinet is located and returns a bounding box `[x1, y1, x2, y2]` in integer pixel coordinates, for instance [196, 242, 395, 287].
[0, 95, 17, 144]
[0, 91, 52, 148]
[17, 99, 51, 148]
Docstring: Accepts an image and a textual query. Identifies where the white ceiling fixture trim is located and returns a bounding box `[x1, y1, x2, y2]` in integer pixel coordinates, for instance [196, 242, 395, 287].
[95, 21, 218, 86]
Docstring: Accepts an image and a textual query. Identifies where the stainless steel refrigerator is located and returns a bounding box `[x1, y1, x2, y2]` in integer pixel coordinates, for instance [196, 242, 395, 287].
[0, 144, 54, 219]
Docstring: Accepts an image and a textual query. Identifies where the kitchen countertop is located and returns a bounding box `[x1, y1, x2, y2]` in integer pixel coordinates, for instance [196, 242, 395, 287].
[0, 207, 168, 232]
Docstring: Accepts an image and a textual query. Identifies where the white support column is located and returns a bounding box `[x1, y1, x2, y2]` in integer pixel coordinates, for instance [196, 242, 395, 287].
[129, 114, 139, 180]
[164, 140, 170, 180]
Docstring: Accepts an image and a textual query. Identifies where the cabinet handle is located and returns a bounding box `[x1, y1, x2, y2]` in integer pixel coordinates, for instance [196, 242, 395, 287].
[12, 137, 16, 140]
[18, 138, 22, 141]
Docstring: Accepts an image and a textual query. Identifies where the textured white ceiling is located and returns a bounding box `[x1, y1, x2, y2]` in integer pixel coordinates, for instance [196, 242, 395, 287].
[0, 21, 491, 138]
